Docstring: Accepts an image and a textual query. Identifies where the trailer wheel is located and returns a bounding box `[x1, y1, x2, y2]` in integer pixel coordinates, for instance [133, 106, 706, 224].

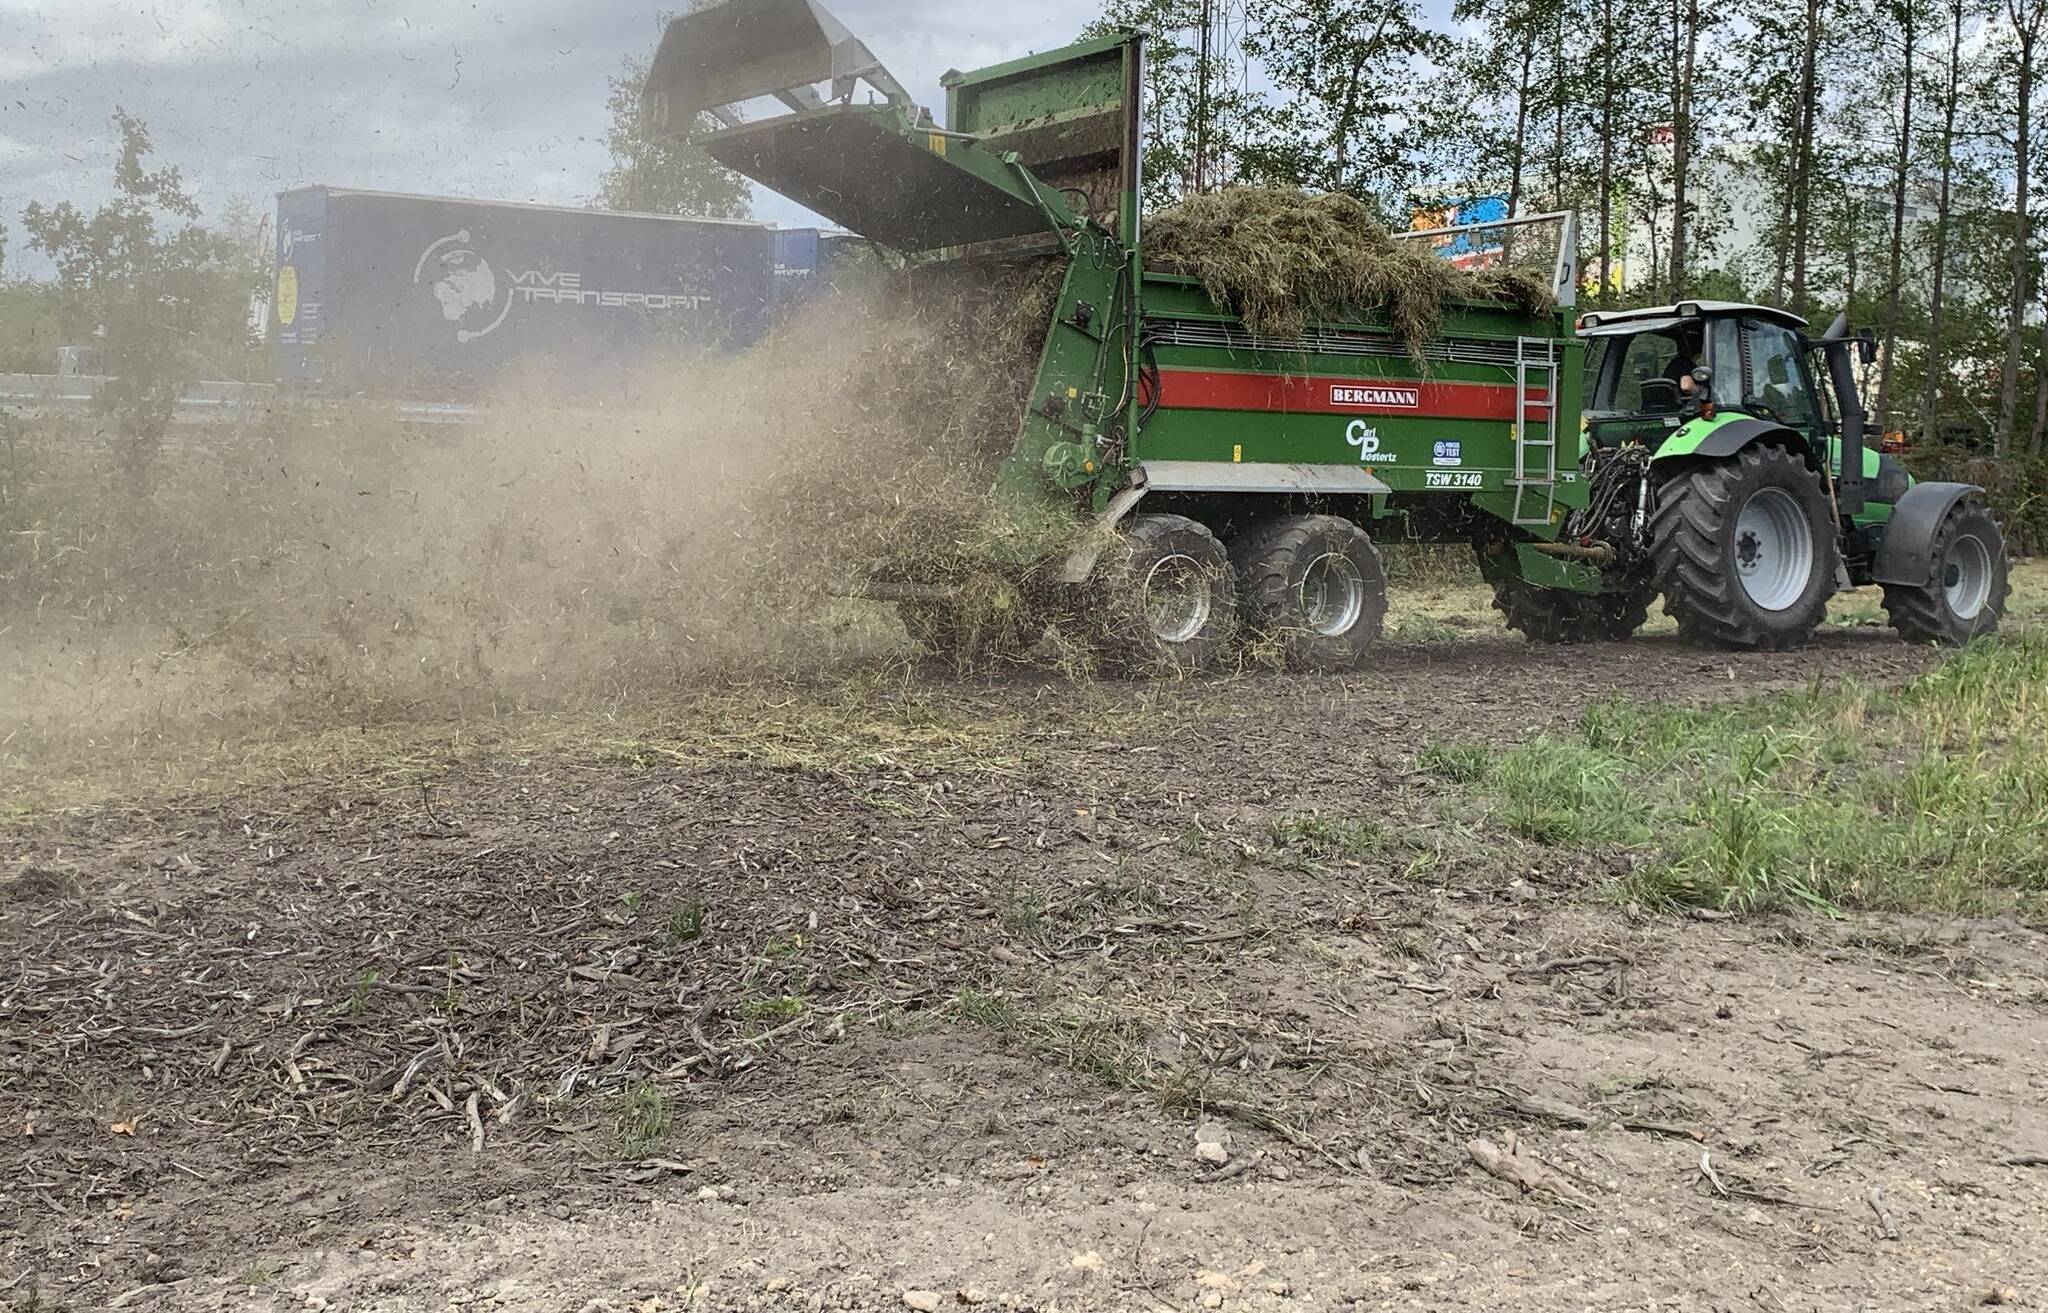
[1231, 516, 1387, 671]
[1493, 579, 1653, 645]
[1650, 445, 1836, 651]
[1098, 514, 1239, 675]
[1881, 498, 2011, 646]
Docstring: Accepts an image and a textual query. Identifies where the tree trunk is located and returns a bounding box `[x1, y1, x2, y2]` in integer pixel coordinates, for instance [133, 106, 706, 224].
[1598, 0, 1617, 300]
[1670, 0, 1699, 298]
[1788, 0, 1821, 317]
[1874, 1, 1916, 437]
[1919, 0, 1964, 447]
[1551, 7, 1567, 209]
[1508, 32, 1535, 218]
[1996, 11, 2037, 456]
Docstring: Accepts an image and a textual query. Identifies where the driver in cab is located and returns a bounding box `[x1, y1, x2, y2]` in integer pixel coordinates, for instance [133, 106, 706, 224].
[1663, 325, 1705, 400]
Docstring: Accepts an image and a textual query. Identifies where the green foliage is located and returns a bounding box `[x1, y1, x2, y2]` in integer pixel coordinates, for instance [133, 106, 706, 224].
[1906, 444, 2048, 555]
[1490, 740, 1651, 847]
[664, 901, 709, 945]
[1417, 741, 1493, 783]
[0, 283, 64, 374]
[1088, 0, 1268, 207]
[610, 1082, 674, 1159]
[19, 110, 262, 470]
[1266, 812, 1384, 862]
[1241, 0, 1450, 199]
[594, 11, 751, 219]
[945, 989, 1156, 1091]
[1440, 639, 2048, 913]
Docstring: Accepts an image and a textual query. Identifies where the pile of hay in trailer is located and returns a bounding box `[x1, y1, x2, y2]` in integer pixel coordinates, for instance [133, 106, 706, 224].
[1146, 187, 1556, 353]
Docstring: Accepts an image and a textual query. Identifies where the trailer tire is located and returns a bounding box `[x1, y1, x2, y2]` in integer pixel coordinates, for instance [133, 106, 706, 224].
[1493, 579, 1653, 645]
[1231, 516, 1387, 671]
[1881, 498, 2010, 646]
[1650, 445, 1836, 651]
[1097, 514, 1239, 675]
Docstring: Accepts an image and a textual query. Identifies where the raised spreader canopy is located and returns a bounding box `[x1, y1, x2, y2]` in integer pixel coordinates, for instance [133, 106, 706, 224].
[642, 0, 912, 131]
[641, 0, 1127, 252]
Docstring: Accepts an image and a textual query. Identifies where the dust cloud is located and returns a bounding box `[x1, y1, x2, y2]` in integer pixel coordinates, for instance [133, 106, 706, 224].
[0, 260, 1065, 783]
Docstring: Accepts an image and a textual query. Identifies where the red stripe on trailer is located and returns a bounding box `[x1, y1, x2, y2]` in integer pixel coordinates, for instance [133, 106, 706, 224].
[1155, 370, 1550, 421]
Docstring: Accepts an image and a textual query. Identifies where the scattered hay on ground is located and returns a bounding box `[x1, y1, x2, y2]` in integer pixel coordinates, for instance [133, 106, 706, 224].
[1145, 187, 1556, 353]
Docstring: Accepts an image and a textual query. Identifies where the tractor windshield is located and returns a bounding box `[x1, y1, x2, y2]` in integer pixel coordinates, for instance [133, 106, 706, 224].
[1585, 317, 1742, 423]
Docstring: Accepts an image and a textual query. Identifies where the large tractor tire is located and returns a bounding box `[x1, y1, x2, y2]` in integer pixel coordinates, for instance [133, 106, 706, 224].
[1493, 578, 1654, 645]
[1230, 515, 1388, 671]
[1097, 514, 1239, 675]
[1650, 445, 1836, 651]
[1881, 497, 2011, 646]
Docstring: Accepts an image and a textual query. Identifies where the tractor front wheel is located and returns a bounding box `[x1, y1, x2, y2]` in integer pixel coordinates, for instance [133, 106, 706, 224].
[1650, 445, 1836, 651]
[1097, 514, 1239, 675]
[1231, 515, 1388, 671]
[1881, 498, 2011, 646]
[1493, 578, 1654, 645]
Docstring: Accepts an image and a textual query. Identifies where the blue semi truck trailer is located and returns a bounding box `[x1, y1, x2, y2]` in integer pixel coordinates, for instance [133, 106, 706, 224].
[272, 187, 779, 389]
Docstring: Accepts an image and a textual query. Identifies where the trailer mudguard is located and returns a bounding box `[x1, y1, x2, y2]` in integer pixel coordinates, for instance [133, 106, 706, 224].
[1871, 481, 1984, 587]
[1651, 414, 1813, 467]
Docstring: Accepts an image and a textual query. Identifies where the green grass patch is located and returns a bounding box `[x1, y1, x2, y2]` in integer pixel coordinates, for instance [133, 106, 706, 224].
[944, 989, 1156, 1091]
[1434, 637, 2048, 915]
[1266, 812, 1385, 863]
[1417, 740, 1494, 784]
[609, 1082, 674, 1160]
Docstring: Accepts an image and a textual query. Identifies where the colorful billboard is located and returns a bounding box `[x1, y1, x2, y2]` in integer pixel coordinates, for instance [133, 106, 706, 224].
[1410, 195, 1511, 270]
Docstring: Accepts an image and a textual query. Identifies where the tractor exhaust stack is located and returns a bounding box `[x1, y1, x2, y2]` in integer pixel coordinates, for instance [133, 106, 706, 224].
[1817, 312, 1868, 518]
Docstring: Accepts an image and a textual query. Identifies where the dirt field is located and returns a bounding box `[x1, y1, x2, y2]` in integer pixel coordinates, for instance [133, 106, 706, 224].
[6, 583, 2048, 1312]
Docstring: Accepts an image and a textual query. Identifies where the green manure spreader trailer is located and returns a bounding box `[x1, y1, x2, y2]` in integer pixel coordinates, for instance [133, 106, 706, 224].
[647, 0, 2011, 673]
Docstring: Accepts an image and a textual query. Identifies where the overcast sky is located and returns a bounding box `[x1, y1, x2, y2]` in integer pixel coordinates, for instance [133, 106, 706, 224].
[0, 0, 1102, 248]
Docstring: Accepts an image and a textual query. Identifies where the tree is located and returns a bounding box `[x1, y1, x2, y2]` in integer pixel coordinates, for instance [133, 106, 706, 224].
[594, 14, 752, 219]
[1920, 0, 1975, 441]
[1994, 0, 2045, 454]
[1668, 0, 1704, 296]
[1089, 0, 1266, 206]
[1873, 0, 1925, 434]
[1247, 0, 1450, 204]
[22, 110, 254, 471]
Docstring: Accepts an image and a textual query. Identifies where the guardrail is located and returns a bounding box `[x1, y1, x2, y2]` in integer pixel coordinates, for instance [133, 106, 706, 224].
[0, 375, 487, 426]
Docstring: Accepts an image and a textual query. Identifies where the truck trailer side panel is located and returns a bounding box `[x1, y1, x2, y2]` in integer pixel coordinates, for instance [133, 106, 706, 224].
[273, 188, 774, 389]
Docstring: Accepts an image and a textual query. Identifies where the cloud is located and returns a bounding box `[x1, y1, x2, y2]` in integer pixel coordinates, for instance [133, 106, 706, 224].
[0, 0, 1103, 242]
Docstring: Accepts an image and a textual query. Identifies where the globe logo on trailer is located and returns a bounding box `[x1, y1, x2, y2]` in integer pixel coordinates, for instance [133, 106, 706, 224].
[414, 231, 515, 343]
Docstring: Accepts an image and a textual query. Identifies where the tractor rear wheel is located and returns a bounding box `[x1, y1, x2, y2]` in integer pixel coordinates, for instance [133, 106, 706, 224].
[1881, 498, 2011, 646]
[1493, 578, 1654, 645]
[1231, 515, 1388, 671]
[1650, 445, 1836, 651]
[1097, 514, 1239, 675]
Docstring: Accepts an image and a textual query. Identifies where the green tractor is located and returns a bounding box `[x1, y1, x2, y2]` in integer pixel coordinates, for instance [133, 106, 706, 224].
[646, 3, 2009, 669]
[1544, 302, 2011, 650]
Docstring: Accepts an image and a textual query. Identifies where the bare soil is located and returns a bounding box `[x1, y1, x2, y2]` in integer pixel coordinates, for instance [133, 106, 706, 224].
[5, 628, 2046, 1313]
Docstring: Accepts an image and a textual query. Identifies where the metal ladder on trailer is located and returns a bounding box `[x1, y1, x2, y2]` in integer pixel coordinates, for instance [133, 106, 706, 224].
[1511, 336, 1561, 526]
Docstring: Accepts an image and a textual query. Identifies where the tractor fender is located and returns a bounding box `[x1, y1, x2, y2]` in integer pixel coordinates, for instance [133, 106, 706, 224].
[1651, 416, 1813, 467]
[1871, 481, 1985, 588]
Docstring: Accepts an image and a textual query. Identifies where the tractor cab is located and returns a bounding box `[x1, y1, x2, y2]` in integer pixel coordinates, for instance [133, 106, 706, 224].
[1578, 301, 1822, 451]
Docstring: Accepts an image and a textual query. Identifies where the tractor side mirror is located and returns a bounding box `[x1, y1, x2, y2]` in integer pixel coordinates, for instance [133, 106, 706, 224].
[1856, 329, 1878, 366]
